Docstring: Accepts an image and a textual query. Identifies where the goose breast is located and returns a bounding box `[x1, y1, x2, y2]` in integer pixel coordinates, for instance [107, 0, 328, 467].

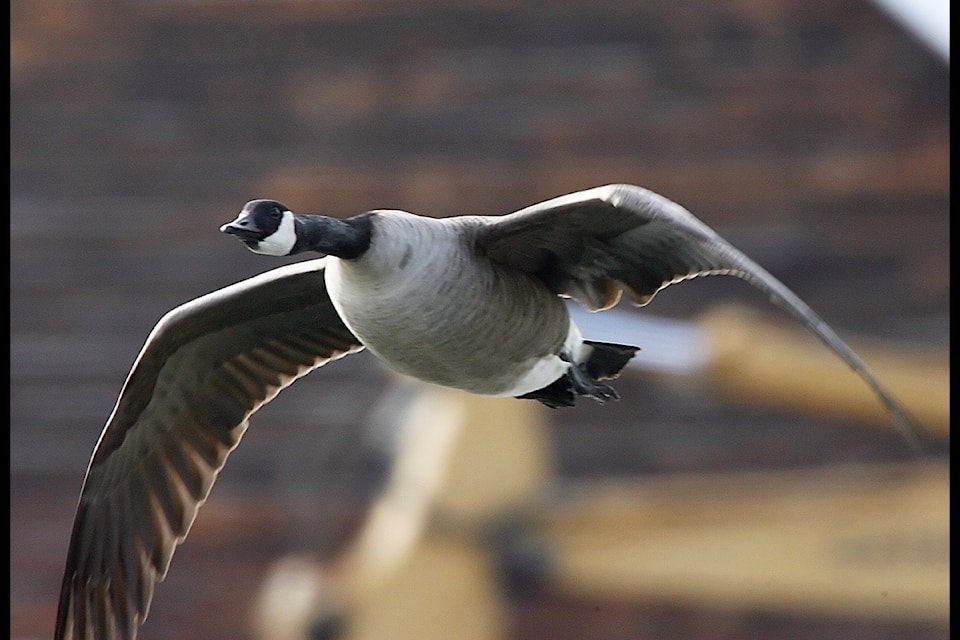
[325, 211, 569, 394]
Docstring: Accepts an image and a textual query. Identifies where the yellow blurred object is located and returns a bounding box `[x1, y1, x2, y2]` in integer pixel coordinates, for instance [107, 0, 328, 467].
[255, 387, 552, 640]
[255, 389, 947, 640]
[699, 304, 949, 435]
[547, 461, 949, 621]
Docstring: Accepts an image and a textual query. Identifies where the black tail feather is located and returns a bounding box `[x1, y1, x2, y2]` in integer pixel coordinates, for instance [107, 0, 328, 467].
[582, 340, 639, 380]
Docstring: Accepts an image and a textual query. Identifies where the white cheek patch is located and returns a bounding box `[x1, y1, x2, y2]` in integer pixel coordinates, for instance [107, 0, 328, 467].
[252, 211, 297, 256]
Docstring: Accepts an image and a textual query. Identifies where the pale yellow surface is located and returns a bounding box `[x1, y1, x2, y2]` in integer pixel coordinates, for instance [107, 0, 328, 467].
[700, 305, 949, 434]
[256, 391, 948, 640]
[547, 462, 949, 621]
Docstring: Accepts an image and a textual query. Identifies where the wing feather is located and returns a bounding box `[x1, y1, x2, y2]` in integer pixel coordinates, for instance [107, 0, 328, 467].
[479, 184, 925, 452]
[55, 258, 364, 640]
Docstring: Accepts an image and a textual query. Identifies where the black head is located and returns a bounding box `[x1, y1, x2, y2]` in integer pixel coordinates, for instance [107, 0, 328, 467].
[220, 200, 298, 256]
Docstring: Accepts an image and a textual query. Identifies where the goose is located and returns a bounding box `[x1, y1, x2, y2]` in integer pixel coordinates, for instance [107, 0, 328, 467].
[54, 183, 923, 640]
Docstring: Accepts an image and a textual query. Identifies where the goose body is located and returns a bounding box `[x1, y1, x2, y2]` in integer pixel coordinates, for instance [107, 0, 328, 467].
[55, 184, 924, 640]
[323, 210, 588, 397]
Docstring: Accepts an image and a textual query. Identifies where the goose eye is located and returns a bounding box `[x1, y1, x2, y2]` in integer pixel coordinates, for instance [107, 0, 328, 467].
[271, 208, 282, 219]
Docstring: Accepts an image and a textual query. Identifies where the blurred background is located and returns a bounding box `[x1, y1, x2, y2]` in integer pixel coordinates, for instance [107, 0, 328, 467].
[11, 2, 948, 640]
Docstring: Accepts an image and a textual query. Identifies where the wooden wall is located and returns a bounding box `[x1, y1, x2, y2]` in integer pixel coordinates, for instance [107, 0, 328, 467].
[11, 2, 947, 639]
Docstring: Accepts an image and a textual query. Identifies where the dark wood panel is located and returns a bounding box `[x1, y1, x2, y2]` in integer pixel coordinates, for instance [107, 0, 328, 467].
[11, 2, 948, 639]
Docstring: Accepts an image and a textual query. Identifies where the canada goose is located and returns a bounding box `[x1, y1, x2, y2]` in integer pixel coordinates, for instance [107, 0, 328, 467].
[55, 183, 923, 640]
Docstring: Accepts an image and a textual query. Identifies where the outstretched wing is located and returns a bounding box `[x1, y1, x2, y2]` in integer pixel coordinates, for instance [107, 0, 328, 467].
[55, 258, 363, 640]
[478, 183, 925, 452]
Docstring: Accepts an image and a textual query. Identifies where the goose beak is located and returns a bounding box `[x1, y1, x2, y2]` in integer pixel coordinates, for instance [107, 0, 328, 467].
[220, 216, 262, 242]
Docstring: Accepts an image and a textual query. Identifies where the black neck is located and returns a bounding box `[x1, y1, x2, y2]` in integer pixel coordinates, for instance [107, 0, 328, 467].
[292, 213, 373, 259]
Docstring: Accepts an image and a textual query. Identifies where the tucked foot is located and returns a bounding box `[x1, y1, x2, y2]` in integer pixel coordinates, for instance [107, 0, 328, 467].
[517, 376, 575, 408]
[517, 352, 624, 408]
[566, 359, 620, 403]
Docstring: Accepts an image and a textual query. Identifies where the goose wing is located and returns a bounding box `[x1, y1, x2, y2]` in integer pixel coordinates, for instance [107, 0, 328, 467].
[55, 257, 363, 640]
[477, 183, 924, 452]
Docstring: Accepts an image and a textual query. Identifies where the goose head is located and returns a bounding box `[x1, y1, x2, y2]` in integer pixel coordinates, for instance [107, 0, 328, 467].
[221, 199, 373, 259]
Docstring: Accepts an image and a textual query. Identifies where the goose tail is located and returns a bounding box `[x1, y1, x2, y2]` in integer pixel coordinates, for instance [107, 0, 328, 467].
[516, 341, 639, 408]
[582, 340, 640, 380]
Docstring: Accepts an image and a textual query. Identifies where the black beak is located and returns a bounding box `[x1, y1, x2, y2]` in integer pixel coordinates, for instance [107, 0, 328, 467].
[219, 215, 262, 241]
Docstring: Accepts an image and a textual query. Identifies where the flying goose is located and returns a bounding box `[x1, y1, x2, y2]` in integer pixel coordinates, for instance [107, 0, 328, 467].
[54, 183, 923, 640]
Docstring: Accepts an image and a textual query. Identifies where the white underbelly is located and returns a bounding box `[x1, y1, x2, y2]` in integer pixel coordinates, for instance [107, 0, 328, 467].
[487, 321, 586, 396]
